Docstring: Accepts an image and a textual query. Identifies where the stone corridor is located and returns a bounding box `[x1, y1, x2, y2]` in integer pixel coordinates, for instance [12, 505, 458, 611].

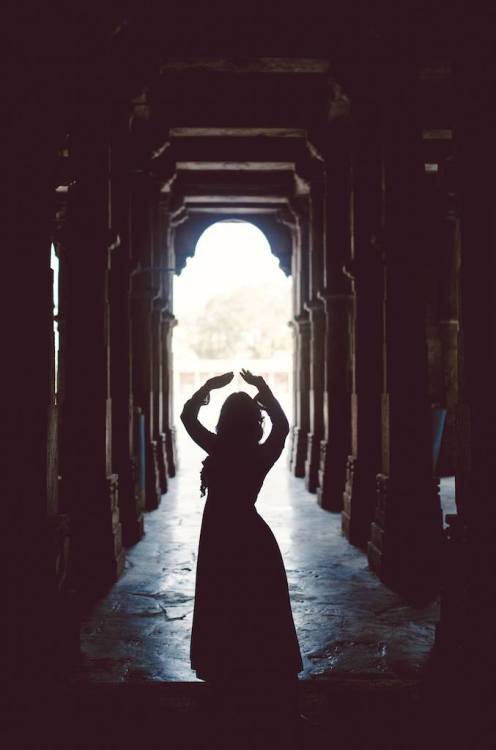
[78, 433, 454, 684]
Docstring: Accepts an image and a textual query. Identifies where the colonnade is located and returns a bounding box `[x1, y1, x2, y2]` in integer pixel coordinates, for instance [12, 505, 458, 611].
[288, 77, 456, 601]
[4, 52, 493, 690]
[46, 103, 179, 607]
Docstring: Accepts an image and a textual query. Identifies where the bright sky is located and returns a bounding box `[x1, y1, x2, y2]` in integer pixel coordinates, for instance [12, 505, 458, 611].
[173, 221, 291, 314]
[173, 221, 293, 428]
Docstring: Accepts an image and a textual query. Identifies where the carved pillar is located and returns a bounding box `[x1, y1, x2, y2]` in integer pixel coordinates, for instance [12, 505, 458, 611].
[61, 118, 124, 596]
[292, 316, 311, 477]
[130, 175, 161, 511]
[436, 214, 460, 476]
[109, 111, 144, 546]
[153, 196, 174, 485]
[305, 172, 326, 492]
[290, 196, 311, 476]
[342, 97, 384, 546]
[318, 125, 353, 511]
[152, 300, 168, 494]
[437, 37, 496, 678]
[367, 79, 442, 598]
[3, 139, 67, 675]
[288, 319, 298, 468]
[162, 312, 178, 476]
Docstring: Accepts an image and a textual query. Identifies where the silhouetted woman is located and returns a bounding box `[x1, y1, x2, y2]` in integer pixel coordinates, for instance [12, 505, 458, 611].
[181, 369, 302, 731]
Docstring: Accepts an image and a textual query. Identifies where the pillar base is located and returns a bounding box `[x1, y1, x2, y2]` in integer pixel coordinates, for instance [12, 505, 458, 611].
[291, 427, 307, 478]
[435, 515, 466, 656]
[304, 432, 321, 493]
[145, 441, 161, 511]
[288, 426, 296, 471]
[119, 458, 144, 547]
[341, 455, 376, 548]
[165, 426, 177, 477]
[157, 433, 169, 494]
[317, 439, 345, 512]
[75, 474, 125, 599]
[108, 474, 126, 579]
[367, 473, 443, 600]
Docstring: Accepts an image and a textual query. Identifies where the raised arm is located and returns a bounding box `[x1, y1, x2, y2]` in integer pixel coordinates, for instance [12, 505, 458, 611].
[240, 369, 290, 467]
[257, 383, 290, 466]
[180, 372, 234, 454]
[180, 386, 215, 453]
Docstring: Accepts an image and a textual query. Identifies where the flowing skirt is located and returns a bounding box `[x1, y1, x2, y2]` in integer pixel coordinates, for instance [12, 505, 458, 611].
[191, 500, 302, 681]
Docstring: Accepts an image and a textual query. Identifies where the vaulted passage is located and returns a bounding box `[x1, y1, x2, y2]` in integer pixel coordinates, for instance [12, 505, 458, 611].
[5, 5, 494, 749]
[79, 448, 443, 682]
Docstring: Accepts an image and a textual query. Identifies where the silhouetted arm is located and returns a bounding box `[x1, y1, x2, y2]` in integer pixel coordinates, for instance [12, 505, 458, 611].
[180, 386, 216, 454]
[257, 383, 290, 467]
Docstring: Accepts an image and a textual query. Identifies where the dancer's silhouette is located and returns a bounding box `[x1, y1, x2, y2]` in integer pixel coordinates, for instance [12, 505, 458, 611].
[181, 369, 303, 687]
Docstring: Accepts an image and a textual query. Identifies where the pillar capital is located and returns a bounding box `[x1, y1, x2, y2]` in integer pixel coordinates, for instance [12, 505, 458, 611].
[293, 313, 311, 330]
[304, 297, 325, 314]
[161, 311, 178, 329]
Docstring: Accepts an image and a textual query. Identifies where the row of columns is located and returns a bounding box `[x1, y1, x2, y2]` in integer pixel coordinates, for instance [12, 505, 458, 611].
[290, 82, 443, 598]
[52, 105, 178, 600]
[5, 89, 181, 675]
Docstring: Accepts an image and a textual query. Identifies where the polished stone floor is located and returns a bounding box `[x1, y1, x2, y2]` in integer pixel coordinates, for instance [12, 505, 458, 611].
[78, 432, 455, 684]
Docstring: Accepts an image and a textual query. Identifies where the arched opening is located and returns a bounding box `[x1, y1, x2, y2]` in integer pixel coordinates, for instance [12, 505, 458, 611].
[173, 220, 293, 466]
[78, 221, 442, 684]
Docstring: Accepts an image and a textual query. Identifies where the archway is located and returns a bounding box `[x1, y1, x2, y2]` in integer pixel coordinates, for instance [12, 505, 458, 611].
[173, 220, 293, 464]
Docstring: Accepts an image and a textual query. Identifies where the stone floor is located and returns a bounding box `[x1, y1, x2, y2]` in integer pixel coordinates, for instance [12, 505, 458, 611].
[78, 433, 456, 684]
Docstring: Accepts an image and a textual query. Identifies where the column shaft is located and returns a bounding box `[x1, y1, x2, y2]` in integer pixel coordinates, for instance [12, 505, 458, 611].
[152, 302, 168, 493]
[305, 174, 326, 492]
[291, 197, 311, 476]
[130, 176, 161, 510]
[318, 125, 353, 511]
[292, 316, 311, 476]
[109, 114, 144, 545]
[61, 124, 124, 595]
[437, 36, 496, 670]
[162, 313, 178, 476]
[304, 303, 325, 491]
[4, 144, 68, 675]
[342, 98, 384, 545]
[367, 80, 442, 598]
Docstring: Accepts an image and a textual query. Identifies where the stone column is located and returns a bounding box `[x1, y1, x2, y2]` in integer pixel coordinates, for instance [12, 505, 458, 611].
[437, 36, 496, 679]
[318, 124, 354, 511]
[367, 79, 443, 598]
[152, 299, 168, 493]
[162, 311, 178, 476]
[109, 110, 144, 546]
[130, 174, 161, 511]
[3, 139, 66, 675]
[436, 214, 459, 476]
[61, 119, 124, 596]
[341, 97, 384, 546]
[109, 235, 144, 545]
[304, 172, 326, 492]
[292, 316, 311, 477]
[290, 196, 311, 477]
[153, 196, 174, 484]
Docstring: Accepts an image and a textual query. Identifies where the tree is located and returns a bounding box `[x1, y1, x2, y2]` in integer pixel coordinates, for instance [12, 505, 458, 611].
[176, 281, 291, 359]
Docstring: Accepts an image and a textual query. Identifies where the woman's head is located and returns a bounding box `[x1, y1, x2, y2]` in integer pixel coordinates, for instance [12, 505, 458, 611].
[216, 391, 264, 445]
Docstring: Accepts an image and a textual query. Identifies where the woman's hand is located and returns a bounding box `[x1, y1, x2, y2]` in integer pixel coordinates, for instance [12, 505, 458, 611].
[205, 372, 234, 391]
[240, 369, 267, 391]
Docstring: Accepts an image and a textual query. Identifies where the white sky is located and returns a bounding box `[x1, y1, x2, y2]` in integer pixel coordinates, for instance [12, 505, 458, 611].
[173, 221, 291, 314]
[173, 222, 294, 426]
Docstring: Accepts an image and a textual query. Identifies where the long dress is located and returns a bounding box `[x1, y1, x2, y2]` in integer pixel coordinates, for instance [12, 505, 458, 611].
[180, 386, 303, 683]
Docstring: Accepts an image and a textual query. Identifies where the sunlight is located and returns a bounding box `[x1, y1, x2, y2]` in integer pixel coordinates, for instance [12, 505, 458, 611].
[174, 221, 289, 315]
[173, 221, 293, 436]
[51, 244, 59, 395]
